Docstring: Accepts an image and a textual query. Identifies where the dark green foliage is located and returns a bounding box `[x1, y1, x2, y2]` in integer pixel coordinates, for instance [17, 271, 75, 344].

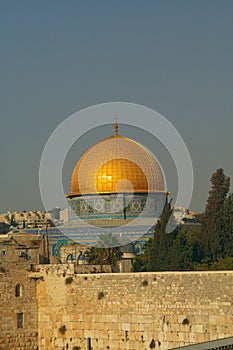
[139, 168, 233, 272]
[195, 257, 233, 270]
[0, 265, 6, 273]
[85, 233, 121, 272]
[169, 226, 203, 270]
[147, 200, 175, 271]
[132, 255, 147, 272]
[149, 224, 203, 271]
[223, 193, 233, 256]
[98, 291, 105, 300]
[65, 277, 73, 285]
[201, 168, 231, 261]
[210, 257, 233, 270]
[72, 347, 81, 350]
[132, 238, 152, 272]
[0, 222, 10, 234]
[58, 325, 66, 334]
[85, 246, 106, 265]
[149, 339, 156, 348]
[142, 279, 148, 286]
[133, 201, 203, 271]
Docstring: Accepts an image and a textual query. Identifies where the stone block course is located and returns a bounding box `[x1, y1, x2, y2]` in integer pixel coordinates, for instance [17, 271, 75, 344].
[1, 263, 233, 350]
[33, 269, 233, 350]
[0, 262, 38, 350]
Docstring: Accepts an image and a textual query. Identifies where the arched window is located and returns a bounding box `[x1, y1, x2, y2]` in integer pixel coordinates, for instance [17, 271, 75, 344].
[66, 254, 74, 263]
[78, 252, 86, 265]
[15, 284, 21, 297]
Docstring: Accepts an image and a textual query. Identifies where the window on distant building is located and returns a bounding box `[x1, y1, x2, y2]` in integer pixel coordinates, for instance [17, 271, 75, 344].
[15, 284, 21, 297]
[17, 313, 23, 328]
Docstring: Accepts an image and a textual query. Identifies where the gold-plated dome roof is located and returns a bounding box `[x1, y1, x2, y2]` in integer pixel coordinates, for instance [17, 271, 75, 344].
[96, 158, 148, 193]
[68, 124, 165, 197]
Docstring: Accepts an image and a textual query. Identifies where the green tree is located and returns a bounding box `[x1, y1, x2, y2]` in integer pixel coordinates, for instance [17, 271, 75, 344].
[223, 193, 233, 256]
[85, 233, 121, 272]
[141, 200, 204, 271]
[195, 257, 233, 271]
[132, 238, 152, 272]
[97, 233, 121, 267]
[0, 222, 10, 234]
[210, 256, 233, 270]
[201, 168, 230, 261]
[85, 246, 106, 265]
[147, 200, 175, 271]
[170, 226, 203, 270]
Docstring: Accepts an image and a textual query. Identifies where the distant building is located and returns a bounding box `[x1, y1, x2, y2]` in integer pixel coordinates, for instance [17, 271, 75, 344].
[0, 210, 51, 229]
[0, 230, 49, 264]
[59, 208, 68, 223]
[48, 207, 61, 221]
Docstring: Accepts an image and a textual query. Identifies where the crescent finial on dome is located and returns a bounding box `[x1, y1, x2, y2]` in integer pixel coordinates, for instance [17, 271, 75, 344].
[114, 114, 119, 136]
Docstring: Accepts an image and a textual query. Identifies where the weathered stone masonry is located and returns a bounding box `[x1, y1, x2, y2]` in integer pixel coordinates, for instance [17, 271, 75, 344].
[34, 266, 233, 350]
[0, 262, 38, 350]
[1, 263, 233, 350]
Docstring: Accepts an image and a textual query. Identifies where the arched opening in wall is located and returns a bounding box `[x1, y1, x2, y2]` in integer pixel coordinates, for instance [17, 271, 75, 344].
[15, 284, 22, 297]
[77, 252, 87, 265]
[51, 244, 58, 257]
[66, 254, 74, 263]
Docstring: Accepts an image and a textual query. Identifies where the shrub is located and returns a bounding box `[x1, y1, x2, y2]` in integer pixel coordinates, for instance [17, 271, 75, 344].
[0, 266, 6, 273]
[149, 339, 156, 348]
[65, 277, 73, 285]
[58, 325, 66, 334]
[98, 291, 104, 300]
[142, 279, 148, 286]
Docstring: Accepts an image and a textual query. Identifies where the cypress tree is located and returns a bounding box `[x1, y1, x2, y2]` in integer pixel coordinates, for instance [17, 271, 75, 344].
[148, 200, 174, 271]
[171, 226, 203, 270]
[223, 193, 233, 257]
[201, 168, 230, 261]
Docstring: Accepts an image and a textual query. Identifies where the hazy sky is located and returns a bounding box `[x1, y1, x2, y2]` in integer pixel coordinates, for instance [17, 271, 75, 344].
[0, 0, 233, 213]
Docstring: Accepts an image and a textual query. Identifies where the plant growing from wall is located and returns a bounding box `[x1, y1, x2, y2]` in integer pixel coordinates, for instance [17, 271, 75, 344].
[98, 291, 104, 300]
[0, 265, 6, 273]
[65, 276, 73, 285]
[149, 339, 156, 348]
[142, 279, 148, 286]
[58, 325, 66, 334]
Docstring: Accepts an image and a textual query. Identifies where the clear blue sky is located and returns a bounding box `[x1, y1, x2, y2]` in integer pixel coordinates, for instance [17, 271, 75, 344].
[0, 0, 233, 213]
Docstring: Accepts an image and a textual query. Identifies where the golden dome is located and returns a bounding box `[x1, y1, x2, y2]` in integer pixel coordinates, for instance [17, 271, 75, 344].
[96, 158, 148, 193]
[68, 128, 165, 197]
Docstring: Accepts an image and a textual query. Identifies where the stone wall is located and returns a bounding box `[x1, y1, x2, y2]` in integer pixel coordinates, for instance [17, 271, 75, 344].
[35, 267, 233, 350]
[0, 262, 38, 350]
[1, 262, 233, 350]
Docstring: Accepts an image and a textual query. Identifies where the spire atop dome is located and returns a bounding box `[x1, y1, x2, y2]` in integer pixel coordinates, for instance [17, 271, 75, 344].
[114, 115, 119, 136]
